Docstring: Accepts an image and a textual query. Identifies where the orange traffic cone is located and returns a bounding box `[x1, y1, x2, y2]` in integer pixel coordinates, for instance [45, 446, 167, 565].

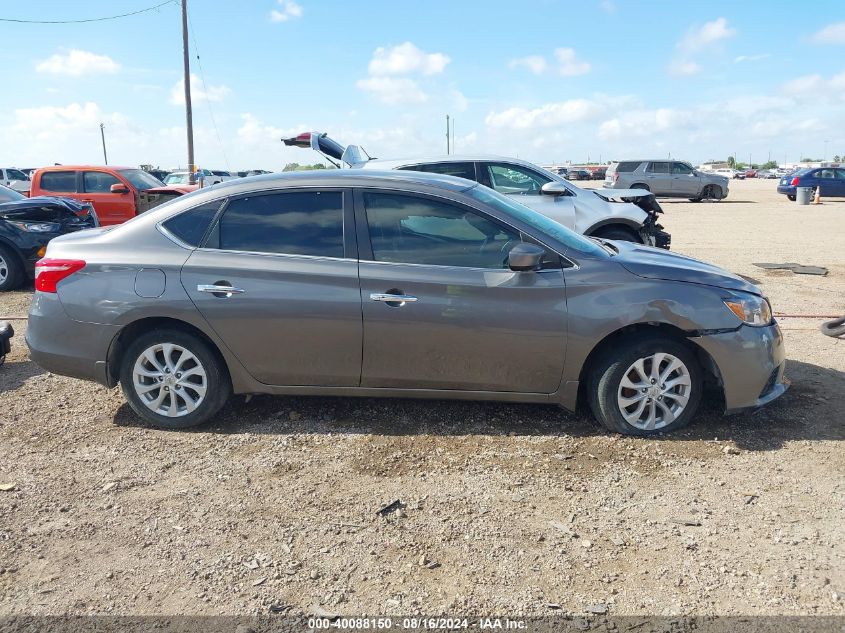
[812, 186, 822, 204]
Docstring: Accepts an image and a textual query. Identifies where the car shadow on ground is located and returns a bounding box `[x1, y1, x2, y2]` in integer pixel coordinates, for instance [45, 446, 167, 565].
[112, 359, 844, 452]
[0, 359, 45, 394]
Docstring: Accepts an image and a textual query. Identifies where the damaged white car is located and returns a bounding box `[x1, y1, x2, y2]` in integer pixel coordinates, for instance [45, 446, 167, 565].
[283, 132, 670, 249]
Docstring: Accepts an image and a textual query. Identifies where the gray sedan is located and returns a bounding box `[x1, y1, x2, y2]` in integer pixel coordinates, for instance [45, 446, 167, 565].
[26, 171, 787, 435]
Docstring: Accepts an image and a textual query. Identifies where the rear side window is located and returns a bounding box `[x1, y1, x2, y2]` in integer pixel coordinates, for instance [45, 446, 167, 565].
[398, 162, 476, 181]
[613, 161, 641, 173]
[212, 191, 344, 258]
[39, 171, 77, 192]
[162, 201, 223, 247]
[646, 162, 669, 174]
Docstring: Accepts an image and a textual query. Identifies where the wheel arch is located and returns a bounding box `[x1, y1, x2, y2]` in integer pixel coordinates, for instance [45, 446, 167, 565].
[106, 316, 231, 389]
[575, 322, 724, 409]
[583, 218, 645, 241]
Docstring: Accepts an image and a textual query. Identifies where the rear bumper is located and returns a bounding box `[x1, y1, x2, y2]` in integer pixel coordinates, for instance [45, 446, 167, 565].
[692, 322, 788, 412]
[777, 185, 796, 196]
[26, 292, 118, 387]
[0, 321, 13, 357]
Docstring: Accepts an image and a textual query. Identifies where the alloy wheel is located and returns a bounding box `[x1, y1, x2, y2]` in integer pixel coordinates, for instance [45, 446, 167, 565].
[0, 254, 8, 285]
[132, 343, 208, 417]
[616, 352, 692, 431]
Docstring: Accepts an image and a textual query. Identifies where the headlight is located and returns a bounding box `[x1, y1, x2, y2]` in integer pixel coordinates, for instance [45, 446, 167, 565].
[723, 292, 772, 326]
[8, 221, 61, 233]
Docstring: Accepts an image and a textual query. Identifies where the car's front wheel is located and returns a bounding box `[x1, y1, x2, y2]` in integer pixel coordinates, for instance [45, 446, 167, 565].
[119, 329, 231, 429]
[588, 335, 702, 436]
[0, 244, 22, 292]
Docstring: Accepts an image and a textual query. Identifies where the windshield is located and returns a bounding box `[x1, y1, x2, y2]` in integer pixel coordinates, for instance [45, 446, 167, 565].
[466, 185, 609, 258]
[0, 185, 26, 203]
[164, 173, 191, 185]
[118, 169, 165, 190]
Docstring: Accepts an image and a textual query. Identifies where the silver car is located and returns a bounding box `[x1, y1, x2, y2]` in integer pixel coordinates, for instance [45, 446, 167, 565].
[605, 160, 730, 201]
[26, 171, 787, 436]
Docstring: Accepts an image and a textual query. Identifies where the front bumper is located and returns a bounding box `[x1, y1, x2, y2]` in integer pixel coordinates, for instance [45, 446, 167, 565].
[26, 291, 119, 386]
[691, 321, 788, 413]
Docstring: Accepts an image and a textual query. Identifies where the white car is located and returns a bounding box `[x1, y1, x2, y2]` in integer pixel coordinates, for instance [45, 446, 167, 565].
[283, 132, 670, 248]
[163, 169, 226, 186]
[0, 168, 31, 194]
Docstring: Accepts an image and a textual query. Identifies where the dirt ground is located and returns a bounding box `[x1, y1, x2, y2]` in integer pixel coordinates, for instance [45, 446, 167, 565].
[0, 178, 843, 618]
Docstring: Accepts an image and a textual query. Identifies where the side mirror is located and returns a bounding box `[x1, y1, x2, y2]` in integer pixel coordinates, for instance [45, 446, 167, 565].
[110, 183, 129, 194]
[508, 243, 545, 272]
[541, 182, 571, 196]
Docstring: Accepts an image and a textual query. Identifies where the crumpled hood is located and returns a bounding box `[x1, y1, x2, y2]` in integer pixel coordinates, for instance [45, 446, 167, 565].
[611, 240, 760, 294]
[0, 195, 88, 215]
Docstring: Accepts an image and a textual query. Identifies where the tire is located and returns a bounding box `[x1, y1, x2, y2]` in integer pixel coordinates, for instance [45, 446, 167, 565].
[0, 244, 23, 292]
[787, 195, 796, 202]
[587, 335, 703, 436]
[119, 328, 231, 429]
[630, 183, 650, 191]
[688, 197, 702, 202]
[593, 226, 642, 243]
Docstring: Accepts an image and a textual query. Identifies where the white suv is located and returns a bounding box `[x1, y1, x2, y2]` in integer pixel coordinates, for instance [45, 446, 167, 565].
[283, 132, 670, 248]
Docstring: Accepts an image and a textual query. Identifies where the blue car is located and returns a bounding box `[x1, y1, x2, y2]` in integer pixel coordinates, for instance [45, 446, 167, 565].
[777, 167, 845, 200]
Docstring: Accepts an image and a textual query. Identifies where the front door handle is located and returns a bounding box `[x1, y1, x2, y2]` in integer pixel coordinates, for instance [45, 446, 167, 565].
[370, 292, 418, 305]
[198, 284, 245, 298]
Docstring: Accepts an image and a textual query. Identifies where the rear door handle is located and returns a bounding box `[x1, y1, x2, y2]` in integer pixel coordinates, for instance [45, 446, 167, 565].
[370, 292, 418, 304]
[198, 284, 245, 297]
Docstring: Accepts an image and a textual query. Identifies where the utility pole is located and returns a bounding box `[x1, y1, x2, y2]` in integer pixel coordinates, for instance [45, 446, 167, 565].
[99, 123, 108, 165]
[181, 0, 196, 184]
[446, 115, 450, 155]
[451, 118, 455, 154]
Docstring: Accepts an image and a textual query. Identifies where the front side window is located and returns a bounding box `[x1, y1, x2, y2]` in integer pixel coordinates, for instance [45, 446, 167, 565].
[39, 171, 77, 192]
[210, 191, 344, 258]
[398, 162, 476, 181]
[835, 169, 845, 180]
[363, 192, 524, 269]
[83, 171, 121, 193]
[118, 169, 164, 190]
[647, 162, 669, 174]
[671, 162, 693, 175]
[484, 163, 551, 195]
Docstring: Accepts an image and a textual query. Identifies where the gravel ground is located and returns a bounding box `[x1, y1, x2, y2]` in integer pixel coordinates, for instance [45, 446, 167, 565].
[0, 178, 843, 617]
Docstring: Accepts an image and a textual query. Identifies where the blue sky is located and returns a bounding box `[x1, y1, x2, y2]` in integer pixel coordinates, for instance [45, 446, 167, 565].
[1, 0, 844, 170]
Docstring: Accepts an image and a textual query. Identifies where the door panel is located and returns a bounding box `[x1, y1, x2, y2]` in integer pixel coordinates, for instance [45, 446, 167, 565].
[360, 263, 567, 392]
[81, 171, 136, 225]
[181, 250, 362, 386]
[670, 162, 700, 196]
[645, 162, 672, 194]
[356, 189, 567, 393]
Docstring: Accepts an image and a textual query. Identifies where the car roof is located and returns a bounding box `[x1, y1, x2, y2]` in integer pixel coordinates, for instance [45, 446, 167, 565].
[362, 154, 527, 169]
[36, 165, 137, 171]
[188, 169, 478, 193]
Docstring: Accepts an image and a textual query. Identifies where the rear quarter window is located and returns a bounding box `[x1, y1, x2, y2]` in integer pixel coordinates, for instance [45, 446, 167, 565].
[161, 201, 223, 247]
[613, 162, 642, 173]
[39, 171, 77, 193]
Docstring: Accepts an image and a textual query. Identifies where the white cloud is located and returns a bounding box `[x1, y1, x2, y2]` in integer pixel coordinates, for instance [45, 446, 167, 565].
[678, 17, 736, 52]
[670, 17, 735, 77]
[35, 49, 120, 76]
[367, 42, 450, 76]
[782, 71, 845, 101]
[508, 55, 548, 75]
[810, 22, 845, 44]
[554, 48, 591, 76]
[356, 76, 428, 105]
[169, 73, 231, 105]
[669, 59, 701, 76]
[485, 98, 601, 129]
[599, 0, 616, 14]
[734, 53, 771, 63]
[269, 0, 302, 22]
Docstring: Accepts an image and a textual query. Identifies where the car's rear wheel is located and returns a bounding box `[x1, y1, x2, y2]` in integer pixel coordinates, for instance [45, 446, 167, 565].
[631, 183, 650, 191]
[0, 245, 22, 292]
[592, 226, 642, 243]
[588, 335, 702, 436]
[787, 195, 796, 201]
[119, 329, 231, 429]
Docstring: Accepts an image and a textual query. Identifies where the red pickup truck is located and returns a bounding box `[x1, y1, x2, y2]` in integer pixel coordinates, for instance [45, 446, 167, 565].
[29, 166, 195, 225]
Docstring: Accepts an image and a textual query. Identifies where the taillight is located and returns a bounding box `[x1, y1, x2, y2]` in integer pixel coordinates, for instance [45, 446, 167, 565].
[791, 177, 800, 186]
[34, 258, 86, 293]
[613, 173, 619, 182]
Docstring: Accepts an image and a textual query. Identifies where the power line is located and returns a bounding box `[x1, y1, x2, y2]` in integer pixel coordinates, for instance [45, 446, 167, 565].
[0, 0, 177, 24]
[186, 11, 231, 171]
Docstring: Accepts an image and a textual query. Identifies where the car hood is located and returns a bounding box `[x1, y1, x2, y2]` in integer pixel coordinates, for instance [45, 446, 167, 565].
[0, 195, 89, 214]
[611, 240, 759, 294]
[593, 188, 654, 201]
[144, 185, 195, 194]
